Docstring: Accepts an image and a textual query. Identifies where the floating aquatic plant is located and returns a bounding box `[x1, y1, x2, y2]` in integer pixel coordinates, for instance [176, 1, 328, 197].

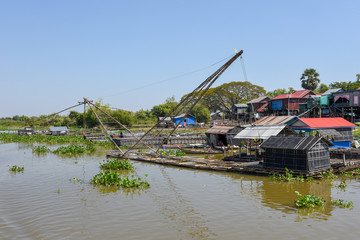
[9, 165, 24, 173]
[32, 145, 51, 153]
[294, 191, 325, 208]
[99, 158, 135, 170]
[91, 171, 149, 188]
[332, 199, 354, 208]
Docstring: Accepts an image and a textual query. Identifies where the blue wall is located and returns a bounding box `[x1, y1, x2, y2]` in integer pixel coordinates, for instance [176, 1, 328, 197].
[173, 116, 195, 126]
[271, 100, 282, 111]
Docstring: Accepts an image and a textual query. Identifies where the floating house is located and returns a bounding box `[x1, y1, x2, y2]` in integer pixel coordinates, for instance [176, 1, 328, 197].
[49, 126, 68, 136]
[247, 96, 271, 112]
[260, 136, 333, 173]
[289, 117, 356, 148]
[18, 127, 34, 135]
[173, 114, 195, 126]
[269, 90, 316, 115]
[205, 125, 243, 146]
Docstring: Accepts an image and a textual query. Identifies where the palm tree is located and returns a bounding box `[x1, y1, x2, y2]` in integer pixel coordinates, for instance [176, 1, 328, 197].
[300, 68, 320, 90]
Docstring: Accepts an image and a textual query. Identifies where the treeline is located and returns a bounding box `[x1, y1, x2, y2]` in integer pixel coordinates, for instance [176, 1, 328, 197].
[2, 71, 359, 128]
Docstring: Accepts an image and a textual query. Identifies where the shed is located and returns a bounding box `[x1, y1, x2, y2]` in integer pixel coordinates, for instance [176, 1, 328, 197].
[49, 126, 68, 136]
[234, 125, 297, 140]
[260, 136, 333, 173]
[205, 125, 242, 146]
[270, 90, 315, 115]
[289, 117, 356, 148]
[173, 114, 195, 126]
[247, 96, 271, 112]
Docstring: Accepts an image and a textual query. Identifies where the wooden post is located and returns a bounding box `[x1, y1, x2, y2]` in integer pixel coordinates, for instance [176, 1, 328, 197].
[343, 153, 346, 166]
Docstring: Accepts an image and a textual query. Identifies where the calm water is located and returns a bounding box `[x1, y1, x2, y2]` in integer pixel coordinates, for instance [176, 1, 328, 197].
[1, 143, 360, 240]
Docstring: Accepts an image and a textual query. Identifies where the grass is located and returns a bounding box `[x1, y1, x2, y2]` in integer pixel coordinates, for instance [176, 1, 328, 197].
[294, 191, 325, 208]
[99, 159, 135, 170]
[9, 165, 24, 173]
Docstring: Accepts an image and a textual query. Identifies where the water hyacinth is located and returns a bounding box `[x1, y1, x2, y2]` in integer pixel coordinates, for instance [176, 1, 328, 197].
[32, 145, 51, 153]
[9, 165, 24, 173]
[53, 144, 96, 154]
[91, 171, 149, 188]
[100, 158, 135, 170]
[294, 191, 325, 208]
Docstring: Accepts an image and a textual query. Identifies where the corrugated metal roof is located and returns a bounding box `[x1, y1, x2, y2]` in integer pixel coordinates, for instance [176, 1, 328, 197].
[317, 129, 341, 136]
[248, 96, 270, 103]
[260, 136, 332, 150]
[205, 125, 234, 134]
[294, 117, 357, 128]
[253, 116, 296, 125]
[50, 126, 68, 131]
[322, 88, 343, 96]
[234, 103, 248, 108]
[272, 90, 315, 100]
[234, 125, 288, 140]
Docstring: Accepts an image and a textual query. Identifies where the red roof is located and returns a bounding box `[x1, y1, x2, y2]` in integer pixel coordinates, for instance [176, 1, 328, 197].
[272, 90, 315, 100]
[256, 102, 268, 112]
[295, 117, 356, 128]
[206, 125, 233, 134]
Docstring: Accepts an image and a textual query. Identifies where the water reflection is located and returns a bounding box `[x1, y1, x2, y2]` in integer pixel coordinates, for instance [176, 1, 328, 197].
[260, 179, 333, 221]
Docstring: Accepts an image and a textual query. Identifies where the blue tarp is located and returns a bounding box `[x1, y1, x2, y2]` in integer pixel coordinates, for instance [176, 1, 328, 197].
[271, 100, 282, 111]
[330, 141, 351, 148]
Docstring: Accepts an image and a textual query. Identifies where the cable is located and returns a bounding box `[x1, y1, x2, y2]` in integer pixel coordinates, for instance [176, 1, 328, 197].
[96, 54, 234, 99]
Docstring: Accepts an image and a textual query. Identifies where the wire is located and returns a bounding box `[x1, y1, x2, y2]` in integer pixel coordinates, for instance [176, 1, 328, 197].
[97, 54, 234, 99]
[240, 56, 248, 81]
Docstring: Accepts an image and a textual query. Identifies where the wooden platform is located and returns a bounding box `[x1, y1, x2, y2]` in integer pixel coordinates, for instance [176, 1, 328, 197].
[106, 151, 360, 177]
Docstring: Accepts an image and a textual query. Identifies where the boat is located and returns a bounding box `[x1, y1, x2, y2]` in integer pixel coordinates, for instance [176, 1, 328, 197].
[178, 147, 223, 154]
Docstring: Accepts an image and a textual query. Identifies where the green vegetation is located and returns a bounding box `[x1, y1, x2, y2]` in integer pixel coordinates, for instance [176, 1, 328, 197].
[337, 180, 347, 189]
[53, 144, 96, 154]
[90, 171, 149, 188]
[158, 149, 186, 156]
[269, 168, 310, 182]
[99, 159, 135, 170]
[9, 165, 24, 173]
[332, 199, 354, 208]
[32, 145, 51, 153]
[294, 191, 325, 208]
[300, 68, 320, 91]
[319, 171, 338, 179]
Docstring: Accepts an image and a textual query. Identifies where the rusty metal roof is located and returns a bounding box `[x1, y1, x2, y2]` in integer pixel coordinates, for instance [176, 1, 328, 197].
[205, 125, 234, 135]
[253, 116, 296, 125]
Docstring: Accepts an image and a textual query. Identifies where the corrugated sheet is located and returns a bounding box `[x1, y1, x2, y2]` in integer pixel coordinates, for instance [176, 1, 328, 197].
[272, 90, 315, 100]
[296, 117, 356, 128]
[50, 127, 68, 131]
[205, 125, 233, 134]
[253, 116, 296, 125]
[234, 125, 288, 140]
[260, 136, 328, 150]
[317, 129, 341, 136]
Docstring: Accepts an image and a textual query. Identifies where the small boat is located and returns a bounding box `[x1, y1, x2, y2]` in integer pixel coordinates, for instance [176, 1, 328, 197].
[178, 147, 222, 154]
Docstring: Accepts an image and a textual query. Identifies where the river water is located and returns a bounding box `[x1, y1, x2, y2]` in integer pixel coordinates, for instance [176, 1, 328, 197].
[1, 143, 360, 240]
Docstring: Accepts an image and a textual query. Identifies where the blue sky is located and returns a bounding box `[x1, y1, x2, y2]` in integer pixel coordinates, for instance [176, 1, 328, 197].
[1, 0, 359, 117]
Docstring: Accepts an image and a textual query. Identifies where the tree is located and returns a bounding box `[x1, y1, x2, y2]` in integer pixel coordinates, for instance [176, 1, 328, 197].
[190, 104, 210, 124]
[357, 74, 360, 82]
[329, 81, 360, 91]
[151, 96, 178, 118]
[190, 81, 266, 116]
[317, 83, 329, 94]
[300, 68, 320, 90]
[266, 88, 293, 98]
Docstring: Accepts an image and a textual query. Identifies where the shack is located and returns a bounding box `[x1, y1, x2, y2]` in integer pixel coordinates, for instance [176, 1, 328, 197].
[289, 117, 356, 148]
[173, 114, 195, 126]
[49, 126, 68, 136]
[269, 90, 315, 116]
[18, 127, 34, 135]
[260, 136, 333, 173]
[205, 125, 243, 147]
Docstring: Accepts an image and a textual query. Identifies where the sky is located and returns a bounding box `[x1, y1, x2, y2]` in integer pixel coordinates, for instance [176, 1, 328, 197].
[0, 0, 359, 118]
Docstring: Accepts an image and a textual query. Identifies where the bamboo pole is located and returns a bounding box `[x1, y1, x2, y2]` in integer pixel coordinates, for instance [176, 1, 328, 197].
[84, 98, 124, 154]
[87, 100, 156, 152]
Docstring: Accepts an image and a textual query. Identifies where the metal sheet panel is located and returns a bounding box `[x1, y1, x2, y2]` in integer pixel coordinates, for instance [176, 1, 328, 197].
[205, 125, 233, 135]
[234, 125, 287, 140]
